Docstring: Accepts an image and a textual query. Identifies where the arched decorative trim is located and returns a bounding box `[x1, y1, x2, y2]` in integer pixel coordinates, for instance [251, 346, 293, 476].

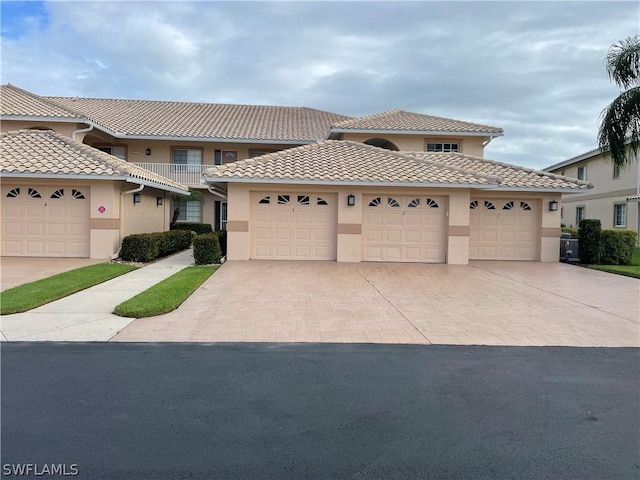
[362, 138, 400, 151]
[408, 198, 420, 208]
[387, 197, 400, 207]
[51, 189, 65, 199]
[72, 189, 85, 199]
[28, 188, 42, 198]
[277, 194, 290, 205]
[258, 195, 270, 204]
[484, 201, 495, 210]
[503, 201, 514, 210]
[425, 198, 439, 208]
[368, 197, 382, 207]
[520, 201, 532, 211]
[297, 195, 309, 205]
[317, 197, 328, 206]
[470, 200, 478, 209]
[6, 188, 20, 198]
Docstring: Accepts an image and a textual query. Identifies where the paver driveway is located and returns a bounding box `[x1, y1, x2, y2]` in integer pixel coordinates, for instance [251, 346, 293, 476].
[113, 261, 639, 346]
[1, 257, 105, 291]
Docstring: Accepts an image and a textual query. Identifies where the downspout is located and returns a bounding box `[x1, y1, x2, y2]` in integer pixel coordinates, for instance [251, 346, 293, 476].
[482, 136, 495, 147]
[207, 184, 227, 200]
[72, 124, 93, 141]
[112, 184, 146, 259]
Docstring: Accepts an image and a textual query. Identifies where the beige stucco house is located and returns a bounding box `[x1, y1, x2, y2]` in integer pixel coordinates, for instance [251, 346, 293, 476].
[544, 147, 640, 243]
[1, 84, 590, 262]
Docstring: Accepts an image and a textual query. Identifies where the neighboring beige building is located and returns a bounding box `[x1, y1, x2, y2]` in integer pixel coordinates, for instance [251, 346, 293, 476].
[1, 83, 589, 262]
[544, 147, 640, 243]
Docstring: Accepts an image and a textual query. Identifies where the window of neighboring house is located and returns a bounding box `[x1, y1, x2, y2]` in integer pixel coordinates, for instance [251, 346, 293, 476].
[613, 163, 621, 179]
[174, 199, 201, 222]
[614, 204, 627, 227]
[577, 165, 587, 181]
[426, 142, 460, 153]
[576, 206, 586, 225]
[173, 148, 202, 172]
[96, 145, 126, 160]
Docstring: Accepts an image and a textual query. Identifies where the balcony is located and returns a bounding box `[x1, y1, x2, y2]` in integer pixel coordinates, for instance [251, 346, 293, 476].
[131, 163, 216, 186]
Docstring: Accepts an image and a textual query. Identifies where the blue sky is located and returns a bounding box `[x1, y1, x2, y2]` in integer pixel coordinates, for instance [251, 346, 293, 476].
[1, 1, 638, 169]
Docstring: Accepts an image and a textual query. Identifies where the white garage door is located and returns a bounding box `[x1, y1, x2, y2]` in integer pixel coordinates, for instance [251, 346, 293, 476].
[251, 193, 337, 260]
[2, 186, 90, 257]
[469, 199, 539, 260]
[363, 195, 447, 263]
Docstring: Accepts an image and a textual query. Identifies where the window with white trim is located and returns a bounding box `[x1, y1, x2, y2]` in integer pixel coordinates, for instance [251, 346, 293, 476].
[577, 165, 587, 181]
[576, 206, 586, 225]
[614, 204, 626, 227]
[173, 148, 202, 172]
[96, 146, 126, 160]
[174, 199, 201, 222]
[426, 142, 459, 153]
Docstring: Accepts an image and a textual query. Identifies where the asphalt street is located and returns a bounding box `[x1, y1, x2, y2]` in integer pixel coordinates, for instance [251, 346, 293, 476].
[1, 343, 638, 480]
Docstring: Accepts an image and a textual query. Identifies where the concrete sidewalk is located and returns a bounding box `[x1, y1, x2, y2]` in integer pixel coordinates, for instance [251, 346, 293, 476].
[0, 249, 194, 342]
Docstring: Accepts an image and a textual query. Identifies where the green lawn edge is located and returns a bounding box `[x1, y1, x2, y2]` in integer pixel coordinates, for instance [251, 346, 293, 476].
[584, 247, 640, 279]
[113, 265, 218, 318]
[1, 263, 138, 314]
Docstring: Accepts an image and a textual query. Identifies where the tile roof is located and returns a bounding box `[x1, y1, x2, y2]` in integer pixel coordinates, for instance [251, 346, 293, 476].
[405, 151, 592, 190]
[46, 96, 352, 142]
[203, 140, 499, 186]
[0, 129, 189, 193]
[0, 84, 84, 119]
[331, 109, 504, 135]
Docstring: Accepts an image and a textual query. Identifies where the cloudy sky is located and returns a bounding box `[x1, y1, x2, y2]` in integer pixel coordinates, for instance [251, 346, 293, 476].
[1, 1, 638, 169]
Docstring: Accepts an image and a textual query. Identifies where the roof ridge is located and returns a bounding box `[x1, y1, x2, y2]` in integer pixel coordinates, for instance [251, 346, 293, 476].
[331, 109, 401, 128]
[1, 84, 87, 119]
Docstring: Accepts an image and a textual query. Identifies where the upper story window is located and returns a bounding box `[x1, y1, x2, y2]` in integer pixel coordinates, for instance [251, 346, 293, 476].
[173, 148, 201, 165]
[577, 165, 587, 181]
[426, 142, 459, 153]
[613, 163, 621, 179]
[614, 204, 627, 228]
[576, 206, 586, 225]
[250, 149, 278, 158]
[96, 145, 126, 160]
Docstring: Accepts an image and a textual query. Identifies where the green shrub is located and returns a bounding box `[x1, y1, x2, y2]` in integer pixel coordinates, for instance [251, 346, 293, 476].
[561, 227, 579, 239]
[578, 219, 602, 264]
[193, 233, 222, 265]
[120, 230, 192, 262]
[600, 230, 638, 265]
[170, 222, 213, 235]
[215, 230, 227, 257]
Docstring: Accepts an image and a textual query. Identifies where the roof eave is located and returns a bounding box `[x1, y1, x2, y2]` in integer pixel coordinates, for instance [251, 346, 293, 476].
[329, 128, 503, 137]
[480, 186, 592, 193]
[202, 176, 495, 188]
[111, 134, 317, 145]
[0, 115, 87, 123]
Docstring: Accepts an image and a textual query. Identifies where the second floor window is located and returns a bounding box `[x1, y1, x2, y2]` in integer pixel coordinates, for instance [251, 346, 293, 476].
[576, 206, 586, 225]
[426, 142, 459, 153]
[577, 165, 587, 181]
[96, 146, 126, 160]
[173, 149, 202, 171]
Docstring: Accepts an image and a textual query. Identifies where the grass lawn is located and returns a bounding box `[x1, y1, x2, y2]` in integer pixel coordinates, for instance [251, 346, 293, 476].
[588, 247, 640, 279]
[113, 265, 218, 318]
[0, 263, 138, 314]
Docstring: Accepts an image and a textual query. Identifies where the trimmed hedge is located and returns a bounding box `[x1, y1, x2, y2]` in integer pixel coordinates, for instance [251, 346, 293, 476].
[600, 230, 638, 265]
[561, 227, 579, 239]
[120, 230, 192, 262]
[193, 233, 223, 265]
[578, 219, 602, 264]
[215, 230, 227, 257]
[170, 222, 213, 235]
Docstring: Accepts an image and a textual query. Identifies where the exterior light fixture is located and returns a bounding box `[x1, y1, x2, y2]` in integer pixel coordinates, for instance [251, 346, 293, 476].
[156, 197, 163, 206]
[347, 194, 356, 206]
[146, 148, 151, 156]
[133, 193, 142, 204]
[549, 200, 558, 211]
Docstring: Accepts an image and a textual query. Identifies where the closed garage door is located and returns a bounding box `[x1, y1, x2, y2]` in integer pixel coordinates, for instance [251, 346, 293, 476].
[469, 199, 538, 260]
[363, 195, 447, 262]
[2, 186, 90, 257]
[251, 192, 337, 260]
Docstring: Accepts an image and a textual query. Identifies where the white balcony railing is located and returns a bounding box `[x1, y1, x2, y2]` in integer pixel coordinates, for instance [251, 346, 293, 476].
[131, 163, 216, 186]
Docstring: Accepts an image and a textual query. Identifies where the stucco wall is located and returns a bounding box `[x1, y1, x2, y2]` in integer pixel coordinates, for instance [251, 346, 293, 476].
[1, 120, 87, 138]
[120, 184, 171, 238]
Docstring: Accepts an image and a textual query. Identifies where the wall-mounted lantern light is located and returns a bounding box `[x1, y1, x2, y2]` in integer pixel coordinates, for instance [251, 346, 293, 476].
[156, 197, 163, 206]
[347, 194, 356, 207]
[133, 193, 142, 204]
[145, 148, 152, 156]
[549, 200, 559, 211]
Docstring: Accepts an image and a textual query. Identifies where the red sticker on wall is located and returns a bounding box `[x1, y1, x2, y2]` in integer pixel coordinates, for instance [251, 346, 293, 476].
[98, 205, 106, 214]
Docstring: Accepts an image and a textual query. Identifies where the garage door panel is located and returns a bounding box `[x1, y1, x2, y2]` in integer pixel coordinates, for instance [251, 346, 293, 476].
[48, 223, 67, 237]
[25, 241, 45, 256]
[276, 229, 291, 240]
[26, 223, 45, 235]
[470, 199, 538, 260]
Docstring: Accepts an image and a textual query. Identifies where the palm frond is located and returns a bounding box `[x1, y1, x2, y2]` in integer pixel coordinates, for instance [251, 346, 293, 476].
[606, 35, 640, 89]
[598, 86, 640, 167]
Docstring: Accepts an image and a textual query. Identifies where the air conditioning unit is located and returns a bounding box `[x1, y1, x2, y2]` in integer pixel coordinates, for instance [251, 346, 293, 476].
[560, 238, 580, 262]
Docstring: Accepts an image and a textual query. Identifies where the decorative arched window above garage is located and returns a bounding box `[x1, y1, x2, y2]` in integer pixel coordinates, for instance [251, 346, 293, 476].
[520, 201, 532, 211]
[72, 189, 86, 199]
[387, 197, 400, 207]
[28, 188, 41, 198]
[6, 188, 20, 198]
[503, 201, 514, 210]
[425, 198, 439, 208]
[258, 196, 270, 204]
[408, 198, 420, 208]
[368, 197, 381, 207]
[484, 201, 495, 210]
[470, 200, 478, 209]
[51, 189, 65, 199]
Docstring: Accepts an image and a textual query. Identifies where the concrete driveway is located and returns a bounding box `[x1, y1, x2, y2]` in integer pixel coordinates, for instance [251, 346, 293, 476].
[113, 261, 640, 347]
[1, 257, 105, 291]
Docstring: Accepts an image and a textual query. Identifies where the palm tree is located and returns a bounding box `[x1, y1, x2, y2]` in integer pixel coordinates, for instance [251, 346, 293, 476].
[598, 35, 640, 168]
